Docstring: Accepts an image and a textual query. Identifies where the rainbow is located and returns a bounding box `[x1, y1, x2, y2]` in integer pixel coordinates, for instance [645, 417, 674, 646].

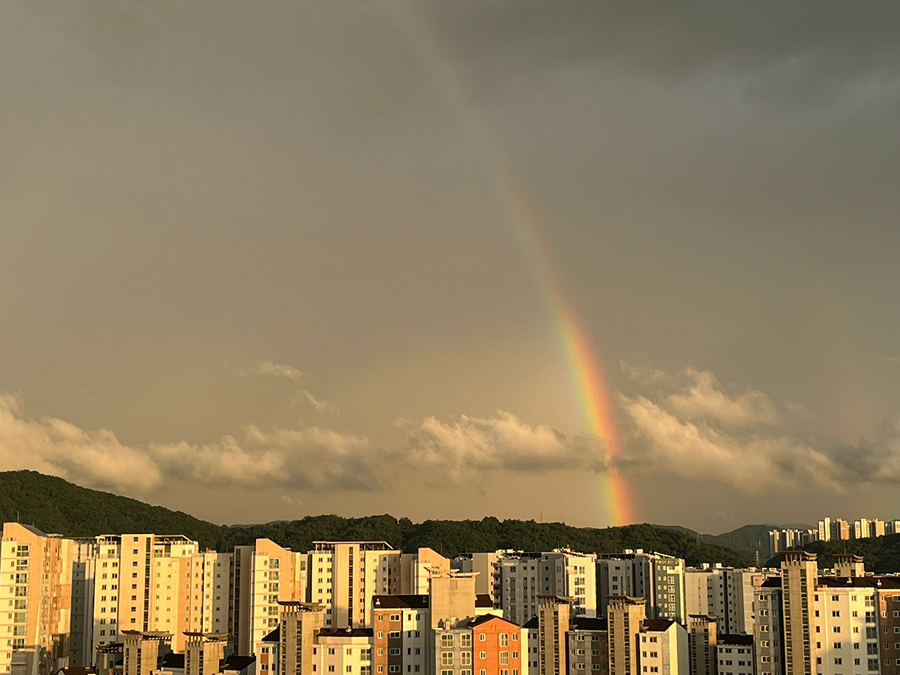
[376, 0, 637, 526]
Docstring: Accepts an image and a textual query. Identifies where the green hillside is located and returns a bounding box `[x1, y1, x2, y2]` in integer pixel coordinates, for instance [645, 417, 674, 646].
[0, 471, 749, 566]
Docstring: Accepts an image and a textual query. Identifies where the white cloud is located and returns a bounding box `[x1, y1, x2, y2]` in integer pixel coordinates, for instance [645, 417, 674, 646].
[398, 411, 606, 481]
[294, 390, 339, 416]
[244, 360, 305, 382]
[618, 365, 900, 493]
[0, 394, 377, 494]
[0, 395, 162, 493]
[662, 368, 780, 428]
[620, 393, 843, 492]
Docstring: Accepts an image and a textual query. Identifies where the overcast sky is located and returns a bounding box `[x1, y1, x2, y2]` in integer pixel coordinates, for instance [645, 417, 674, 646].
[2, 0, 900, 534]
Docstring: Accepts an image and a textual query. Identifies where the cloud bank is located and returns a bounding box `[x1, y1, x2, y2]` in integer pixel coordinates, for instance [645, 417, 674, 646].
[0, 395, 376, 495]
[619, 365, 900, 493]
[398, 411, 607, 481]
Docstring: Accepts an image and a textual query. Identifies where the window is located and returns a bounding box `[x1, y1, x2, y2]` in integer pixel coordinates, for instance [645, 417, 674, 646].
[441, 654, 454, 667]
[442, 635, 454, 649]
[461, 635, 472, 648]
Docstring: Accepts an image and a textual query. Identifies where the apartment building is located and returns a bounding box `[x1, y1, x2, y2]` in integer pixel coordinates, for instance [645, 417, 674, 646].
[498, 552, 597, 627]
[184, 632, 229, 675]
[373, 596, 430, 675]
[638, 620, 687, 675]
[122, 630, 170, 675]
[754, 577, 784, 675]
[607, 597, 644, 675]
[687, 616, 717, 675]
[769, 532, 818, 560]
[400, 550, 450, 596]
[817, 521, 851, 544]
[852, 521, 886, 541]
[308, 542, 401, 630]
[812, 576, 880, 675]
[68, 533, 219, 660]
[565, 618, 607, 675]
[522, 618, 539, 675]
[0, 523, 78, 675]
[470, 615, 522, 675]
[685, 566, 771, 635]
[715, 634, 754, 675]
[233, 539, 307, 656]
[452, 554, 501, 604]
[538, 596, 573, 675]
[278, 602, 325, 675]
[598, 552, 684, 624]
[317, 628, 373, 675]
[876, 585, 900, 675]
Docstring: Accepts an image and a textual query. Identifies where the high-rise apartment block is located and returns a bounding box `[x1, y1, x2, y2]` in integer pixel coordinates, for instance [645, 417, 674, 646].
[685, 566, 772, 635]
[715, 634, 754, 675]
[307, 542, 400, 630]
[0, 523, 78, 675]
[497, 552, 597, 626]
[598, 551, 685, 624]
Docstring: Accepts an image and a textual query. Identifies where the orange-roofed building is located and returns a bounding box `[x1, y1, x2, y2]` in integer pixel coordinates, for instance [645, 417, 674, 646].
[470, 615, 523, 675]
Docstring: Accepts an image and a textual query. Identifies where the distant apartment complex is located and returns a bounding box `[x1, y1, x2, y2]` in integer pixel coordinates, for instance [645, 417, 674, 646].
[768, 518, 900, 558]
[8, 519, 900, 675]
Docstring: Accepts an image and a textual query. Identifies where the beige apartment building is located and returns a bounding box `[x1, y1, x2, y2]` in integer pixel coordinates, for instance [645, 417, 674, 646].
[307, 542, 400, 631]
[608, 597, 646, 675]
[67, 533, 233, 663]
[233, 539, 308, 656]
[0, 523, 78, 675]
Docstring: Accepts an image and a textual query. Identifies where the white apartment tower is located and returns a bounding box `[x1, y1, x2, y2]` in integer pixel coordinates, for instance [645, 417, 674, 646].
[497, 551, 597, 626]
[598, 551, 685, 624]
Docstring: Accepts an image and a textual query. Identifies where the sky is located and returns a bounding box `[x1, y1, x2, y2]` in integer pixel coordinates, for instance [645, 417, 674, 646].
[1, 0, 900, 534]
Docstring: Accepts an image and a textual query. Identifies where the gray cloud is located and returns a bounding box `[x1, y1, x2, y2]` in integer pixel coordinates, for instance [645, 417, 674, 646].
[428, 1, 900, 101]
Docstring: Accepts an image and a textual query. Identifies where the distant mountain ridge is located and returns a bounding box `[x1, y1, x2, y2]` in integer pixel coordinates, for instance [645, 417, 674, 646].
[0, 470, 749, 566]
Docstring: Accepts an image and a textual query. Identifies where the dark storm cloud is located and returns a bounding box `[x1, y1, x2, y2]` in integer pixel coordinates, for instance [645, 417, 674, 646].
[427, 1, 900, 101]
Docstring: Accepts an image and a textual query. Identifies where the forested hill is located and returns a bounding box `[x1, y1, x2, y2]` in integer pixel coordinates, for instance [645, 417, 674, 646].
[0, 471, 749, 566]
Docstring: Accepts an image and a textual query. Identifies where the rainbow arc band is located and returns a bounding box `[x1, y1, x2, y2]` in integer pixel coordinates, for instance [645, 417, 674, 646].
[377, 0, 636, 526]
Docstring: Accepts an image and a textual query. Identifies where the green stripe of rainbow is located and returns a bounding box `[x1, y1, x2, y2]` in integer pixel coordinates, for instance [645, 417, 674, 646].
[376, 0, 636, 526]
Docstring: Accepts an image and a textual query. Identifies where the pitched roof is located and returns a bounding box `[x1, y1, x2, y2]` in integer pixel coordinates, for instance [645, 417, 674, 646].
[318, 628, 375, 638]
[718, 634, 754, 646]
[643, 619, 675, 632]
[262, 627, 280, 643]
[373, 595, 429, 609]
[572, 618, 607, 632]
[475, 594, 494, 608]
[222, 656, 256, 673]
[522, 617, 539, 629]
[469, 614, 521, 629]
[160, 653, 185, 669]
